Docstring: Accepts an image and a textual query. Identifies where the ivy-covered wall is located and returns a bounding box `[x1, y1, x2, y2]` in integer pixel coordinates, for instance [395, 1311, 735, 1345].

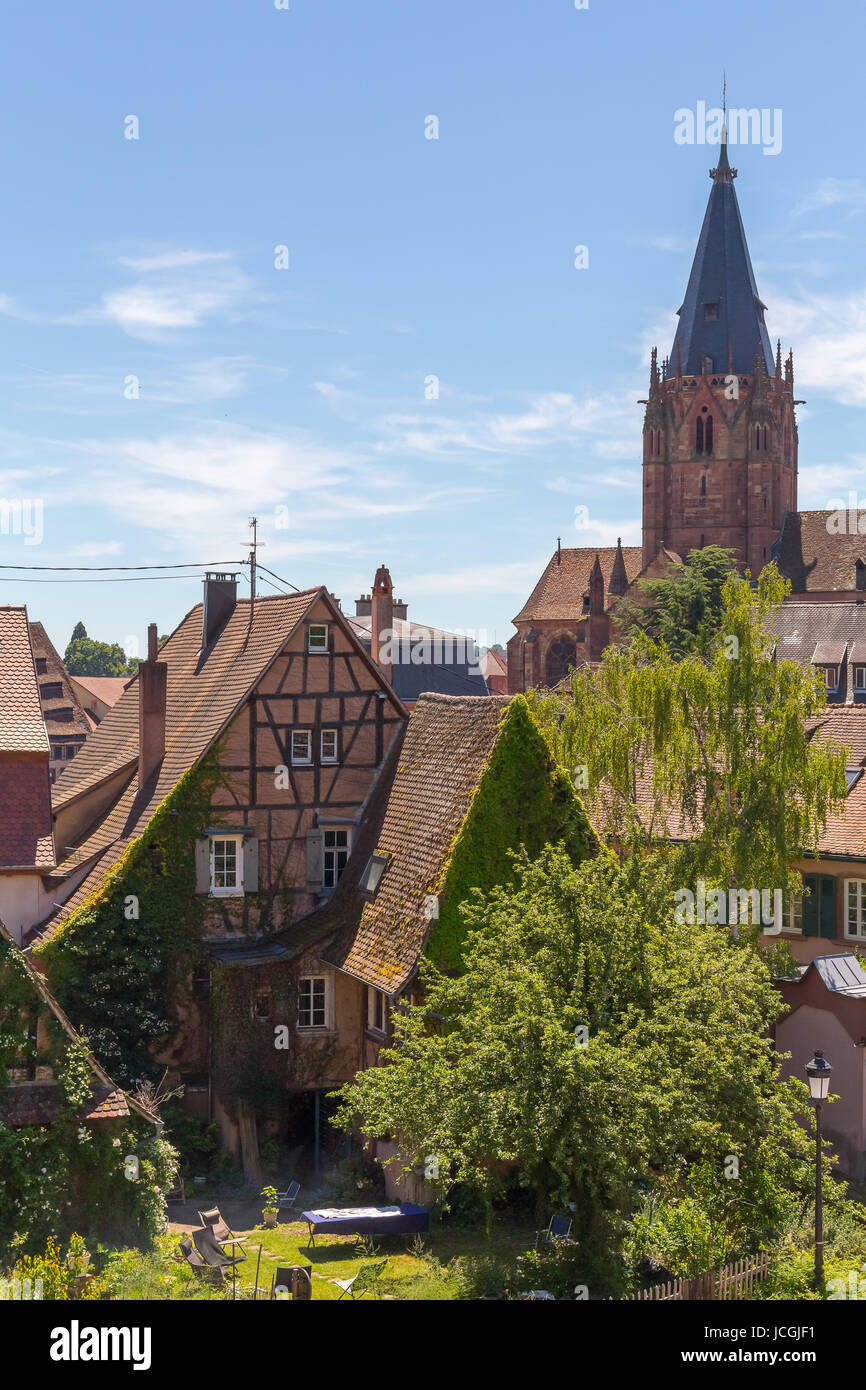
[426, 696, 598, 971]
[0, 939, 174, 1259]
[34, 754, 227, 1087]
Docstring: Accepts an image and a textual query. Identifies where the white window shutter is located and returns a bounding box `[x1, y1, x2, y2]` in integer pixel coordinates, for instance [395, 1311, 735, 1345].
[195, 839, 211, 894]
[244, 837, 259, 892]
[306, 830, 325, 892]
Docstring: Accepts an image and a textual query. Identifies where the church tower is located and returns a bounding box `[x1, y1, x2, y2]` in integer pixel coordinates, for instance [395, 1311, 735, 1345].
[642, 133, 799, 575]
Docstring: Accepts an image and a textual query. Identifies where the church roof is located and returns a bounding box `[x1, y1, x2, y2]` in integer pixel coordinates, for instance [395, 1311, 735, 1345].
[513, 543, 642, 623]
[668, 135, 774, 378]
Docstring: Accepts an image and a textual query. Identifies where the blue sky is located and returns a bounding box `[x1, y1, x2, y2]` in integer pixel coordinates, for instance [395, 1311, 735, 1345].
[2, 0, 865, 655]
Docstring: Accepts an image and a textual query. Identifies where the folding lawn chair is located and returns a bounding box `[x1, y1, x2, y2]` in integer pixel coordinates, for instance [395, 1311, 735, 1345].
[536, 1214, 574, 1250]
[275, 1181, 301, 1215]
[198, 1205, 247, 1253]
[328, 1257, 388, 1300]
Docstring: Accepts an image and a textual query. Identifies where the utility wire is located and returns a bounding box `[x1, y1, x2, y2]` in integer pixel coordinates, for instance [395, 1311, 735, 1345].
[0, 560, 244, 572]
[256, 562, 301, 594]
[0, 573, 219, 583]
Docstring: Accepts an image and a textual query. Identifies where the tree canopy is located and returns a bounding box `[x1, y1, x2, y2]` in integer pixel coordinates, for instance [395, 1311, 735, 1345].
[64, 623, 168, 676]
[334, 846, 838, 1282]
[614, 545, 738, 658]
[530, 563, 847, 896]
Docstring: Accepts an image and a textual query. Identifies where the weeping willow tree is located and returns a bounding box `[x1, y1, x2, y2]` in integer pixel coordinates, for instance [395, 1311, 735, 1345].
[530, 564, 847, 895]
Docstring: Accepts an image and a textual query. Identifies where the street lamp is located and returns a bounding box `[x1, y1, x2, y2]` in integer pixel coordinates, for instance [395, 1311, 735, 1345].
[805, 1049, 833, 1288]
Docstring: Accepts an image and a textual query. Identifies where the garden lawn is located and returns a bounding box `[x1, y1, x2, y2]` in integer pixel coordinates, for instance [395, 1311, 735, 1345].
[113, 1212, 537, 1301]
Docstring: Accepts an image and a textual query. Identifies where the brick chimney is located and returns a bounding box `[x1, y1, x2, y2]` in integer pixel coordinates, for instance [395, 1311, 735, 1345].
[139, 623, 167, 787]
[371, 565, 394, 683]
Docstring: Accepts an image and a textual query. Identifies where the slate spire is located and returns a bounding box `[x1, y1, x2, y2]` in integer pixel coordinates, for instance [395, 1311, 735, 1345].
[667, 124, 774, 379]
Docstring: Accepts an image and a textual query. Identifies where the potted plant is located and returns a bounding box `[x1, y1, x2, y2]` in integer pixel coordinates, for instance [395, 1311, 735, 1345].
[261, 1185, 279, 1228]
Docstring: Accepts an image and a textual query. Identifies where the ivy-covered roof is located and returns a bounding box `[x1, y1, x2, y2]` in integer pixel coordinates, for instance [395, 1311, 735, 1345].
[330, 693, 598, 995]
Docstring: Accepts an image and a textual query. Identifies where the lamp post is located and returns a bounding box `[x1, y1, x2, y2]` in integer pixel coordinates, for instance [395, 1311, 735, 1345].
[805, 1049, 833, 1288]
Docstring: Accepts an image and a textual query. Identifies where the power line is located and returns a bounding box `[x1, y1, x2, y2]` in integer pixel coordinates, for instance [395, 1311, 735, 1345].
[0, 573, 219, 583]
[256, 562, 301, 594]
[0, 560, 243, 572]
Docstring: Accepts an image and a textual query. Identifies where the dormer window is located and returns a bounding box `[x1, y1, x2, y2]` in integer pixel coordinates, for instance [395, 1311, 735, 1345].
[811, 641, 846, 695]
[855, 666, 866, 692]
[703, 302, 719, 321]
[820, 666, 839, 692]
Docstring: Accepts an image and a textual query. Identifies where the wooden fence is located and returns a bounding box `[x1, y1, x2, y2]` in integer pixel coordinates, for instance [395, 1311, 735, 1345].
[622, 1251, 770, 1301]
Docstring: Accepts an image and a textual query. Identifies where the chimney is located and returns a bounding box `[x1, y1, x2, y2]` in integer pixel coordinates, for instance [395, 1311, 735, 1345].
[355, 593, 372, 618]
[139, 623, 167, 787]
[371, 565, 394, 684]
[202, 571, 238, 650]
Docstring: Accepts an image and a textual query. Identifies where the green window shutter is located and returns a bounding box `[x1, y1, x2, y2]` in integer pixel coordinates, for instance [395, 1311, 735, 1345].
[306, 830, 324, 893]
[244, 837, 259, 893]
[802, 875, 819, 937]
[819, 875, 837, 939]
[195, 839, 211, 895]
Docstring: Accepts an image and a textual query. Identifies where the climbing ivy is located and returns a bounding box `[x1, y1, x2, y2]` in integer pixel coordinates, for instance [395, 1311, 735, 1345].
[426, 696, 598, 971]
[0, 940, 176, 1259]
[209, 961, 338, 1119]
[34, 753, 227, 1086]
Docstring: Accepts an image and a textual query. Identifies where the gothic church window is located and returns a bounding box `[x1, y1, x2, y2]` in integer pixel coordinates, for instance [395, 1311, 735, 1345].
[696, 417, 704, 453]
[547, 636, 577, 685]
[705, 415, 713, 452]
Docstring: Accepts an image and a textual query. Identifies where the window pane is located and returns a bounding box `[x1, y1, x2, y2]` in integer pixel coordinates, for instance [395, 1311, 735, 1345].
[292, 731, 311, 762]
[321, 730, 338, 761]
[212, 839, 238, 888]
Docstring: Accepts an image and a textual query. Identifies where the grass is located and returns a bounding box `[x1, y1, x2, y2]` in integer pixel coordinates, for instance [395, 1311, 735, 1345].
[100, 1214, 537, 1301]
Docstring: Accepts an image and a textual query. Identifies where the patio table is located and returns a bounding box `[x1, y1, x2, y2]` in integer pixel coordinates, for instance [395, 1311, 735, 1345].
[301, 1203, 429, 1247]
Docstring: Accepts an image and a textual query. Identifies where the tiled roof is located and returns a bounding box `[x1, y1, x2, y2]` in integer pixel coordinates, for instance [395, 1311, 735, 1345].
[69, 675, 130, 706]
[768, 602, 866, 704]
[335, 693, 511, 994]
[0, 760, 55, 870]
[37, 591, 324, 937]
[28, 622, 90, 743]
[0, 607, 49, 752]
[0, 1079, 130, 1126]
[348, 614, 489, 701]
[768, 603, 866, 704]
[775, 511, 866, 594]
[513, 546, 643, 624]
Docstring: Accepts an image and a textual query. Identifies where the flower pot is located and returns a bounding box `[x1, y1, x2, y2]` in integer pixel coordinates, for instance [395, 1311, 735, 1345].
[263, 1209, 278, 1228]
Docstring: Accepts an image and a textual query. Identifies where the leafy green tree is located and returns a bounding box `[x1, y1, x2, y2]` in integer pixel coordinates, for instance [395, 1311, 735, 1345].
[334, 846, 836, 1268]
[613, 546, 738, 657]
[64, 635, 132, 676]
[530, 564, 847, 896]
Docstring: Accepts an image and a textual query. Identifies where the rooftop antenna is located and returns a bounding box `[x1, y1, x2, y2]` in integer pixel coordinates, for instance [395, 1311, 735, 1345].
[248, 516, 265, 602]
